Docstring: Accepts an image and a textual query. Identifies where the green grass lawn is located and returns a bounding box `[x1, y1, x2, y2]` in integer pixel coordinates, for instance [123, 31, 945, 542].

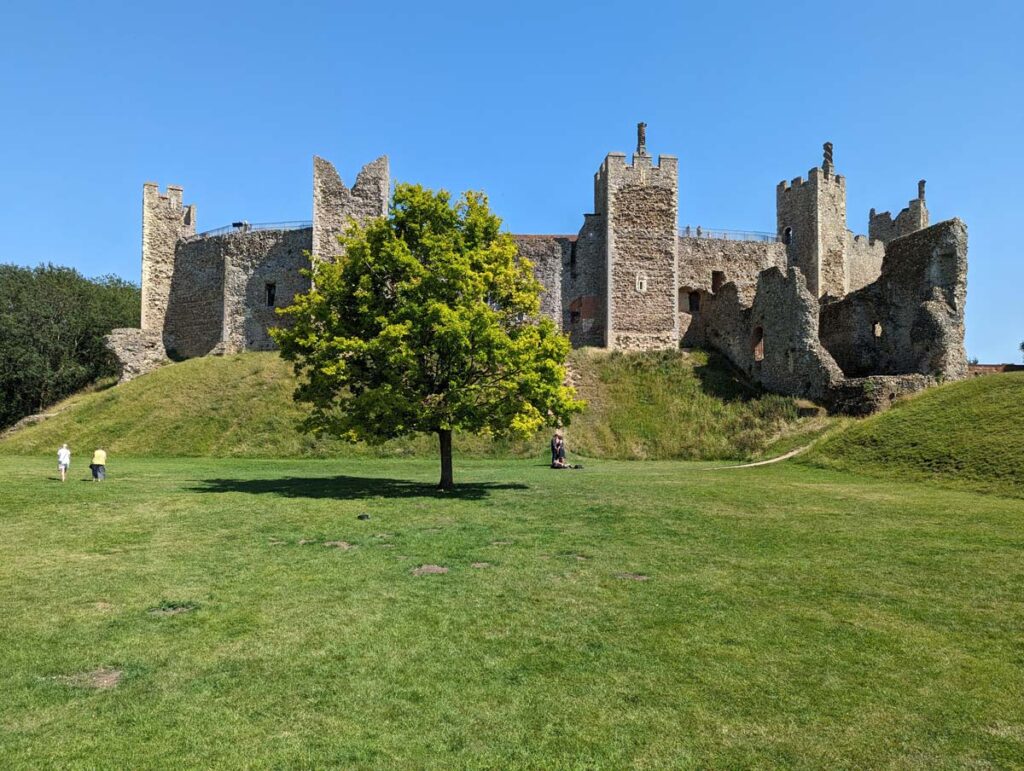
[2, 456, 1022, 768]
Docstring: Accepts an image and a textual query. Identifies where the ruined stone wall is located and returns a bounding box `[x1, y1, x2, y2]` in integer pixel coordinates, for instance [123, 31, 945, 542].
[141, 183, 195, 332]
[104, 328, 169, 383]
[164, 228, 313, 357]
[511, 235, 573, 328]
[603, 152, 679, 351]
[868, 189, 929, 243]
[819, 218, 968, 380]
[164, 237, 226, 358]
[564, 213, 606, 347]
[844, 233, 885, 293]
[676, 237, 786, 346]
[221, 228, 313, 353]
[312, 156, 389, 262]
[704, 267, 844, 404]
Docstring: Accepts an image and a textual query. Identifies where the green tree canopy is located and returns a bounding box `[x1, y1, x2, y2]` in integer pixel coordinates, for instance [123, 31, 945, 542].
[272, 183, 583, 489]
[0, 264, 140, 429]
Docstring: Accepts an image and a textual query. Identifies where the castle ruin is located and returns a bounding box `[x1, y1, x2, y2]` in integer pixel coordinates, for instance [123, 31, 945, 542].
[108, 126, 967, 414]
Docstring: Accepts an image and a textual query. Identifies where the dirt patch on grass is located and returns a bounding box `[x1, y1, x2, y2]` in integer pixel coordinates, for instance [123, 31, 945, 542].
[323, 541, 353, 550]
[93, 601, 115, 612]
[57, 667, 123, 690]
[148, 601, 198, 616]
[268, 539, 286, 546]
[298, 539, 316, 545]
[411, 564, 448, 576]
[379, 543, 396, 549]
[471, 562, 491, 569]
[490, 540, 513, 546]
[616, 572, 650, 581]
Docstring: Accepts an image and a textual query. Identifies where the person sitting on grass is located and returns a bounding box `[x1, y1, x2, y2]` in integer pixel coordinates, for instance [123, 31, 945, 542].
[90, 448, 107, 482]
[550, 432, 581, 469]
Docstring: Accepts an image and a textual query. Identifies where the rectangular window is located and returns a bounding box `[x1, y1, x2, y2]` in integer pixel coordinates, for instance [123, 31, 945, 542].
[266, 283, 276, 307]
[712, 271, 725, 294]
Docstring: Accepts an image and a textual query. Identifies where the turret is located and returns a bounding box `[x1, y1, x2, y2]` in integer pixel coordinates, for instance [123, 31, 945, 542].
[141, 183, 195, 333]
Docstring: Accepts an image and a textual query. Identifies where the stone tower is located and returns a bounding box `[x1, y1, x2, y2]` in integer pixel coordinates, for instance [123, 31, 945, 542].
[776, 142, 847, 298]
[312, 155, 390, 262]
[141, 183, 195, 334]
[597, 123, 679, 350]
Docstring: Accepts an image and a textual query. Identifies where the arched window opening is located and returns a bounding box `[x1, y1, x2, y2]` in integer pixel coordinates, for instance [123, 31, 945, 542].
[751, 326, 765, 362]
[873, 322, 883, 338]
[635, 272, 648, 294]
[782, 227, 793, 245]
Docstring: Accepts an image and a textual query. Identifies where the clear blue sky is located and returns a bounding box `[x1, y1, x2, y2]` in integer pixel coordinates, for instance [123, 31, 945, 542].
[1, 0, 1021, 361]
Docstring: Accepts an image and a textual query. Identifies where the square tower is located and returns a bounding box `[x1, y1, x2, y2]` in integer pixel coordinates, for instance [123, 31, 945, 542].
[598, 123, 680, 350]
[776, 143, 847, 298]
[141, 183, 196, 333]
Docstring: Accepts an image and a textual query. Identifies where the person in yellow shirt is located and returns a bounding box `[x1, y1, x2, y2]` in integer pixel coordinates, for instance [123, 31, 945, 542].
[90, 448, 107, 481]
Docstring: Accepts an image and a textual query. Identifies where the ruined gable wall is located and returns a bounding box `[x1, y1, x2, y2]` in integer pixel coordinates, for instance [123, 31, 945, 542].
[312, 156, 389, 262]
[142, 183, 195, 332]
[221, 228, 313, 353]
[820, 218, 968, 380]
[511, 235, 572, 328]
[605, 153, 679, 351]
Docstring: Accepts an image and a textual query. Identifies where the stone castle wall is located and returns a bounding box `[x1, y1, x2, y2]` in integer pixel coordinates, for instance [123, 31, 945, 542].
[511, 235, 572, 327]
[563, 213, 606, 347]
[110, 136, 967, 417]
[820, 218, 968, 380]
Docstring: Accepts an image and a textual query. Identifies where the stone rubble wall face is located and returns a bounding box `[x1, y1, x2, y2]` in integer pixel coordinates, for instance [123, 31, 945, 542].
[563, 213, 607, 347]
[819, 218, 968, 381]
[312, 156, 389, 262]
[510, 235, 572, 328]
[164, 237, 226, 358]
[104, 328, 169, 383]
[703, 267, 844, 404]
[844, 234, 886, 294]
[221, 228, 314, 353]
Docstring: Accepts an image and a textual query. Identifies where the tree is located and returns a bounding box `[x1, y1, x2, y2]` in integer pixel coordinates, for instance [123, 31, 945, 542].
[272, 184, 583, 490]
[1020, 341, 1024, 363]
[0, 264, 140, 428]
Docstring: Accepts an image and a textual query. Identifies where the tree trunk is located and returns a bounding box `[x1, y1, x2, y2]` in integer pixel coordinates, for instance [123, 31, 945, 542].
[437, 429, 454, 491]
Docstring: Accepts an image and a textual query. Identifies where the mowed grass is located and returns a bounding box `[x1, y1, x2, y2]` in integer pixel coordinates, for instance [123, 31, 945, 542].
[803, 371, 1024, 498]
[0, 349, 821, 461]
[2, 456, 1023, 768]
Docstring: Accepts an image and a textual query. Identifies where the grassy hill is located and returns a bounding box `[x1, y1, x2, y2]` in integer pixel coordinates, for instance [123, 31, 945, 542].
[0, 349, 820, 461]
[802, 372, 1024, 498]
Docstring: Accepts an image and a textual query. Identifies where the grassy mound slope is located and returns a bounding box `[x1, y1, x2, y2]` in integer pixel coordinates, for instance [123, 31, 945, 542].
[0, 349, 820, 460]
[802, 372, 1024, 498]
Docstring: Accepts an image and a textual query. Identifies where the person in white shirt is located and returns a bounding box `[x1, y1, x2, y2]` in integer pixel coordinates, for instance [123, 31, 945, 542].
[57, 443, 71, 482]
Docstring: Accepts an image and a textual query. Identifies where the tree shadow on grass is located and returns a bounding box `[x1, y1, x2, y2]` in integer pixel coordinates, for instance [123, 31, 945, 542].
[190, 475, 528, 501]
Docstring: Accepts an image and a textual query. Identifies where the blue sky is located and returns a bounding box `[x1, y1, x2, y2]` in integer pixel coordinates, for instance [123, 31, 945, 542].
[1, 0, 1021, 361]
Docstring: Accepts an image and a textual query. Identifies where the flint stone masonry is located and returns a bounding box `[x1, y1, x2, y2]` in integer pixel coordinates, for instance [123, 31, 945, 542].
[104, 328, 168, 382]
[312, 156, 388, 262]
[511, 235, 573, 326]
[109, 132, 968, 415]
[819, 219, 968, 380]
